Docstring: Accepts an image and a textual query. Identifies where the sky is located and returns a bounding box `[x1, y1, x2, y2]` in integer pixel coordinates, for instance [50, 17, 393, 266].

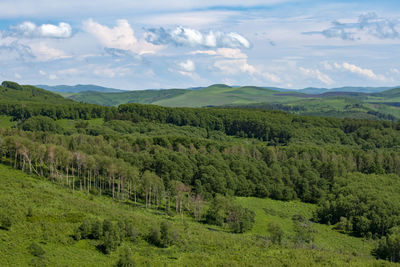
[0, 0, 399, 90]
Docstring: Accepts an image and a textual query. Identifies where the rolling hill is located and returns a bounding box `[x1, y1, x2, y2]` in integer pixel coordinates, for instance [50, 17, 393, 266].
[36, 84, 125, 93]
[51, 83, 400, 120]
[0, 81, 73, 104]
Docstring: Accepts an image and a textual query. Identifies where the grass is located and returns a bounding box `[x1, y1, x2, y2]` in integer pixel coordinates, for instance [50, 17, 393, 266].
[0, 164, 395, 266]
[0, 115, 14, 128]
[237, 197, 374, 256]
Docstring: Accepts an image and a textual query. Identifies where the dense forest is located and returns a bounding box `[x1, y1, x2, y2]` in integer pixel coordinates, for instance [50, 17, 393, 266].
[1, 82, 400, 264]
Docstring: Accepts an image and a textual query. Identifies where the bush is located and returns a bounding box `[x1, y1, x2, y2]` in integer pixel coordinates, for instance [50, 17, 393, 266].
[115, 247, 136, 267]
[103, 229, 120, 254]
[292, 214, 315, 245]
[0, 214, 12, 230]
[205, 195, 255, 233]
[160, 221, 178, 247]
[267, 221, 284, 245]
[148, 225, 161, 247]
[27, 242, 45, 257]
[148, 221, 178, 248]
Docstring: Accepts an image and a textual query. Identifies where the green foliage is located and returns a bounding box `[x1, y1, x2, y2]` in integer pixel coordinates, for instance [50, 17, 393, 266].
[27, 242, 45, 257]
[0, 81, 72, 105]
[206, 195, 255, 233]
[115, 247, 136, 267]
[2, 81, 23, 90]
[292, 215, 316, 245]
[373, 227, 400, 262]
[0, 164, 388, 266]
[315, 173, 400, 238]
[148, 221, 178, 248]
[0, 214, 12, 230]
[267, 221, 284, 245]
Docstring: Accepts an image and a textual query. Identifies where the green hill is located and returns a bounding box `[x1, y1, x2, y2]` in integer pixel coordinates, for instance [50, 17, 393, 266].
[68, 89, 188, 106]
[37, 84, 125, 93]
[0, 81, 73, 104]
[0, 164, 389, 266]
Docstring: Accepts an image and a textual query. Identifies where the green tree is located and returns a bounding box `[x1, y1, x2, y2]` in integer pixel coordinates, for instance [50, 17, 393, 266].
[267, 221, 284, 245]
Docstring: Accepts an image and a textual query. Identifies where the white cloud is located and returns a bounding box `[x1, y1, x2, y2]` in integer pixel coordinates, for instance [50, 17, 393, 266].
[214, 58, 281, 83]
[83, 19, 162, 55]
[29, 43, 69, 61]
[334, 62, 386, 81]
[305, 13, 400, 41]
[145, 26, 250, 49]
[391, 68, 400, 75]
[179, 60, 195, 72]
[191, 48, 247, 59]
[12, 21, 72, 38]
[299, 67, 333, 85]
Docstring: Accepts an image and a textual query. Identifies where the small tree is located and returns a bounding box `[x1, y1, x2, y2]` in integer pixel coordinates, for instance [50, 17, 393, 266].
[103, 229, 120, 254]
[292, 214, 315, 245]
[148, 225, 161, 247]
[267, 221, 284, 245]
[115, 247, 136, 267]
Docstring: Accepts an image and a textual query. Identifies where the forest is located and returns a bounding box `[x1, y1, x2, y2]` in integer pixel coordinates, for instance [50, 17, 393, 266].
[1, 82, 400, 265]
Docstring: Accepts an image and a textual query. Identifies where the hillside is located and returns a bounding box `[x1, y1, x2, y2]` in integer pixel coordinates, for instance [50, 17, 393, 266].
[68, 89, 189, 106]
[0, 81, 73, 104]
[0, 164, 390, 266]
[1, 93, 400, 264]
[37, 84, 124, 93]
[57, 83, 400, 120]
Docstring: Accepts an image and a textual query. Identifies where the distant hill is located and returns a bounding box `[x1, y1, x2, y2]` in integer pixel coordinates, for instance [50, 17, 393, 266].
[36, 84, 124, 93]
[26, 82, 400, 121]
[68, 89, 189, 106]
[0, 81, 73, 104]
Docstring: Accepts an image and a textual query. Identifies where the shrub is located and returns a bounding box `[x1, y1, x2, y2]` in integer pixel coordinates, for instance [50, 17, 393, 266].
[292, 214, 315, 245]
[103, 229, 120, 254]
[148, 225, 161, 247]
[27, 242, 45, 257]
[0, 214, 12, 230]
[267, 221, 284, 245]
[115, 247, 136, 267]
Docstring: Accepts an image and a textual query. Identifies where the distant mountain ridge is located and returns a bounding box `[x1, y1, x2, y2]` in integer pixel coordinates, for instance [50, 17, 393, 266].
[38, 83, 397, 95]
[36, 84, 125, 93]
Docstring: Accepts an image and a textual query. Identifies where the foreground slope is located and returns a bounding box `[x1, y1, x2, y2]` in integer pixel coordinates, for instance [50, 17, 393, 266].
[0, 164, 391, 266]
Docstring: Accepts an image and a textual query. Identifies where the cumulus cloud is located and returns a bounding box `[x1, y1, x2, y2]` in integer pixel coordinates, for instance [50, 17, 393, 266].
[304, 13, 400, 41]
[179, 60, 195, 72]
[299, 67, 333, 85]
[11, 21, 72, 38]
[145, 26, 250, 49]
[83, 19, 162, 55]
[334, 62, 385, 81]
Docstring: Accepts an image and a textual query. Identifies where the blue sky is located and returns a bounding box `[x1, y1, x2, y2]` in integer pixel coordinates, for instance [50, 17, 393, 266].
[0, 0, 399, 90]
